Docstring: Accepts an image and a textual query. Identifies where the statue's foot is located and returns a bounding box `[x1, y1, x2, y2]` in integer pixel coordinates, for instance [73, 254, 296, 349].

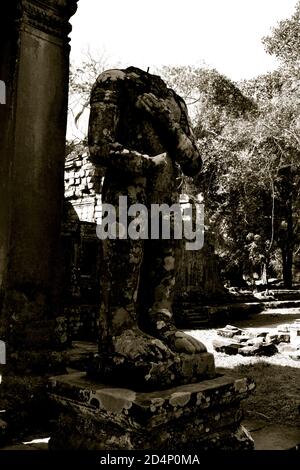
[161, 329, 207, 354]
[89, 325, 213, 390]
[111, 327, 174, 362]
[145, 309, 207, 354]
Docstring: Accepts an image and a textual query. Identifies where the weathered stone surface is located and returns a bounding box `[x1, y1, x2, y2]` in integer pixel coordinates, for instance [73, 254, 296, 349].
[0, 0, 78, 368]
[256, 331, 268, 338]
[225, 325, 240, 330]
[238, 346, 262, 357]
[266, 333, 290, 344]
[238, 343, 278, 357]
[213, 339, 240, 355]
[217, 325, 244, 338]
[246, 337, 266, 346]
[87, 67, 209, 386]
[87, 351, 215, 391]
[233, 335, 250, 343]
[49, 372, 255, 450]
[217, 330, 241, 339]
[259, 343, 278, 356]
[215, 324, 294, 357]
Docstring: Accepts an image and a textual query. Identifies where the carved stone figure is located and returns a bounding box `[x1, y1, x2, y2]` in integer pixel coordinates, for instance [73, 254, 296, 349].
[88, 67, 214, 388]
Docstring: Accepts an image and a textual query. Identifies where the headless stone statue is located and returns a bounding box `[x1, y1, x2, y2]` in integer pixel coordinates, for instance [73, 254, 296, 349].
[88, 67, 214, 389]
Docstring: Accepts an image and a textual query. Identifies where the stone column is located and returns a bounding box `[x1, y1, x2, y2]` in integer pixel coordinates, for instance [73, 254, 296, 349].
[0, 0, 78, 370]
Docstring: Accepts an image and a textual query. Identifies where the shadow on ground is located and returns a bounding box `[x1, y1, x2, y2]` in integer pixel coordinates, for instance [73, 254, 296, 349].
[232, 311, 300, 329]
[217, 362, 300, 450]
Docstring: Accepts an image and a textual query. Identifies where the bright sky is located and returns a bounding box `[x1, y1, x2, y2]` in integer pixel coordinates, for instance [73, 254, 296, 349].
[70, 0, 298, 81]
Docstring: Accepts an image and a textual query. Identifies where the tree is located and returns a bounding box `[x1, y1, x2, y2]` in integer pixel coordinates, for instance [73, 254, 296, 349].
[162, 61, 300, 288]
[259, 1, 300, 286]
[67, 49, 118, 142]
[161, 66, 271, 284]
[262, 1, 300, 68]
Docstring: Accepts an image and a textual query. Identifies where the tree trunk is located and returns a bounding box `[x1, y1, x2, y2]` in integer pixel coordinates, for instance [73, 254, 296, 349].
[277, 166, 294, 289]
[282, 248, 293, 289]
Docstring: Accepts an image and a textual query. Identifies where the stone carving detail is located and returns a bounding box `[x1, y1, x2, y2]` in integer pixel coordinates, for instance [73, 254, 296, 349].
[21, 0, 79, 39]
[88, 67, 215, 389]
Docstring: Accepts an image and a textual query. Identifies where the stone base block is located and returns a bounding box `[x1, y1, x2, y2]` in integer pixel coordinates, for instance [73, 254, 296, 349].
[49, 372, 255, 450]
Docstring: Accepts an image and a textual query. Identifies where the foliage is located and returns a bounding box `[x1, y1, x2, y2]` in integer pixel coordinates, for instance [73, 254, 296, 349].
[161, 55, 300, 286]
[262, 0, 300, 68]
[68, 49, 118, 141]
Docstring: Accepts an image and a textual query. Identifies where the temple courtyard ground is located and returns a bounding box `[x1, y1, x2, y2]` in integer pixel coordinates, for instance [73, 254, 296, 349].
[188, 307, 300, 450]
[1, 308, 299, 451]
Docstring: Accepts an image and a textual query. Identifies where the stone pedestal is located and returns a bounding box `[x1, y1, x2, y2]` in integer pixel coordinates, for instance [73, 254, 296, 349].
[49, 371, 255, 450]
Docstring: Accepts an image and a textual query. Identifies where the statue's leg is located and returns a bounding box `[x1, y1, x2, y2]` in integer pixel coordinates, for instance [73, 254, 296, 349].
[139, 237, 207, 354]
[98, 182, 173, 363]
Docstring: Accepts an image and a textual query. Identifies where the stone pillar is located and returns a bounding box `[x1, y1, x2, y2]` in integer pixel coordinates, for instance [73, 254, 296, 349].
[0, 0, 78, 370]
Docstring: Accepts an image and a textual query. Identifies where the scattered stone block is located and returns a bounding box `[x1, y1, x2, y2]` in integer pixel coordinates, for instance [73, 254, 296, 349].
[238, 343, 277, 357]
[260, 343, 278, 356]
[238, 346, 262, 357]
[278, 333, 290, 343]
[256, 332, 268, 338]
[266, 333, 290, 344]
[225, 325, 240, 330]
[217, 330, 238, 338]
[213, 339, 240, 355]
[246, 337, 265, 347]
[214, 321, 296, 357]
[289, 351, 300, 361]
[217, 325, 242, 338]
[233, 335, 250, 343]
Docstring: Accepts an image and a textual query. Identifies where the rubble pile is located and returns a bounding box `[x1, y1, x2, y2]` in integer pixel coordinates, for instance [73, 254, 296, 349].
[213, 320, 300, 359]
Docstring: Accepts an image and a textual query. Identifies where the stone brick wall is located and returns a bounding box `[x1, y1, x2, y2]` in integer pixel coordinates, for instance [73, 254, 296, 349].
[64, 148, 104, 224]
[63, 147, 103, 339]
